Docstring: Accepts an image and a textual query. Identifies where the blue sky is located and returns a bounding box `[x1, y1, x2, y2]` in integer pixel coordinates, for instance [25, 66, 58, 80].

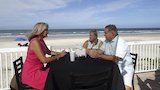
[0, 0, 160, 29]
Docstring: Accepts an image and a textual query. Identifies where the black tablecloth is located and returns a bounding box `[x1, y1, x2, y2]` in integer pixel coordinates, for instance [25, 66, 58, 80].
[44, 53, 125, 90]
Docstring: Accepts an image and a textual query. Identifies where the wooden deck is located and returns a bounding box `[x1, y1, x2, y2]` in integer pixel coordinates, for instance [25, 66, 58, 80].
[134, 70, 160, 90]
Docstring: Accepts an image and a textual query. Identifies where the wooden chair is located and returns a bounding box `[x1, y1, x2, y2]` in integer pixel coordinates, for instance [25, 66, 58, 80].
[130, 53, 138, 69]
[130, 53, 138, 90]
[70, 70, 111, 90]
[13, 56, 34, 90]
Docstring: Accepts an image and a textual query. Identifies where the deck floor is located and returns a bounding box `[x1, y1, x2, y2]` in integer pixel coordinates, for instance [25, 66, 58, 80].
[134, 70, 160, 90]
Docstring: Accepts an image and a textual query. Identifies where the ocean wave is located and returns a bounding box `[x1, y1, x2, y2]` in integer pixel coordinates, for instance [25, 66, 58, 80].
[118, 30, 160, 34]
[0, 29, 160, 38]
[0, 33, 12, 35]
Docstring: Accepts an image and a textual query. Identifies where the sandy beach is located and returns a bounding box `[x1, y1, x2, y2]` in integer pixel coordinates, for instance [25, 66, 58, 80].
[0, 33, 160, 49]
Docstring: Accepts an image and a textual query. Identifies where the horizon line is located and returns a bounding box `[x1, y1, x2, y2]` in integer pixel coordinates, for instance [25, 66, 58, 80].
[1, 27, 160, 30]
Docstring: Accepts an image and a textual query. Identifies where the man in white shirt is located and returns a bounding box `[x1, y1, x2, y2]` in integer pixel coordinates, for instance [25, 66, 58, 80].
[88, 25, 134, 90]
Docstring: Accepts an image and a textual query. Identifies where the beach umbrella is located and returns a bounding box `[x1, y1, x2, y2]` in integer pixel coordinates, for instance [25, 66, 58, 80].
[15, 37, 26, 41]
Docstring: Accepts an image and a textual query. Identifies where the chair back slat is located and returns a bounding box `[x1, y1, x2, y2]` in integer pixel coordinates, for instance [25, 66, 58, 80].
[13, 56, 34, 89]
[130, 53, 138, 69]
[130, 53, 138, 90]
[13, 57, 23, 89]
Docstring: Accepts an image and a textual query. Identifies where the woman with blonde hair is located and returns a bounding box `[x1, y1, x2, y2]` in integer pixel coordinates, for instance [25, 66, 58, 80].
[21, 22, 66, 89]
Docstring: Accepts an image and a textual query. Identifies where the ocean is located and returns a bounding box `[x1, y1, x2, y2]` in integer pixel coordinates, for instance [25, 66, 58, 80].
[0, 28, 160, 39]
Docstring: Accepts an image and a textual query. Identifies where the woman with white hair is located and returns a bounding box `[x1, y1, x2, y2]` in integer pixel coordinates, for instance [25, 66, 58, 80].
[83, 30, 103, 49]
[21, 22, 66, 89]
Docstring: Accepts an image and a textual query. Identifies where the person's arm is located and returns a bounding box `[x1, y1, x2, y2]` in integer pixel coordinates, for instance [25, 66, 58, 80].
[31, 40, 65, 63]
[41, 39, 52, 55]
[42, 40, 62, 56]
[82, 40, 88, 49]
[98, 54, 120, 61]
[50, 51, 61, 56]
[88, 49, 120, 61]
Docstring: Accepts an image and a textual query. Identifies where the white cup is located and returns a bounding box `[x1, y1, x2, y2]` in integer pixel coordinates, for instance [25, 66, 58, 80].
[70, 51, 75, 62]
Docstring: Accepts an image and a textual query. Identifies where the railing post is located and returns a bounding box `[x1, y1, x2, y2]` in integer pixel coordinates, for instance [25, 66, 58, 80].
[0, 53, 3, 89]
[5, 53, 9, 88]
[145, 44, 147, 71]
[10, 52, 14, 78]
[157, 44, 159, 69]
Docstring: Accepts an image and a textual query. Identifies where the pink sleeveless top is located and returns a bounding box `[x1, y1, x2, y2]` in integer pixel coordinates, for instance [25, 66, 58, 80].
[21, 38, 49, 90]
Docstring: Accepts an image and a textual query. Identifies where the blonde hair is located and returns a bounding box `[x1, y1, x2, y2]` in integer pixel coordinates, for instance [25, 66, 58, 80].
[26, 22, 48, 41]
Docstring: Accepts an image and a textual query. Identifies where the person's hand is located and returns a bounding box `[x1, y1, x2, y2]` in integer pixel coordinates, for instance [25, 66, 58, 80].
[113, 55, 121, 62]
[51, 51, 58, 56]
[88, 49, 99, 58]
[58, 50, 66, 58]
[51, 51, 63, 56]
[96, 50, 104, 55]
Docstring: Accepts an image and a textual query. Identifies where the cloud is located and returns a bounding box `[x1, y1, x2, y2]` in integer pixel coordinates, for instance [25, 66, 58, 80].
[0, 0, 75, 16]
[0, 0, 141, 29]
[42, 0, 136, 28]
[20, 0, 74, 11]
[85, 0, 136, 13]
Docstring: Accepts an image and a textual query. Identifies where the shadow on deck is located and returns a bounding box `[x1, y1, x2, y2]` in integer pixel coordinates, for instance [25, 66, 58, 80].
[134, 69, 160, 90]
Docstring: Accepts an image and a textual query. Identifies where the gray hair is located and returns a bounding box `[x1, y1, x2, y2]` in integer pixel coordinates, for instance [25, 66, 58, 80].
[27, 22, 48, 41]
[90, 30, 98, 37]
[105, 24, 118, 35]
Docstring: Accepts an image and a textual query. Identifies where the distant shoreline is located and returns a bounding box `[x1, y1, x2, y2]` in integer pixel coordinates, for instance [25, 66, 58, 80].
[1, 27, 160, 31]
[0, 28, 160, 42]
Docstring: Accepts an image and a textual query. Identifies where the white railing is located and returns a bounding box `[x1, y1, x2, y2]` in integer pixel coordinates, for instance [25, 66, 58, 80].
[128, 41, 160, 73]
[0, 41, 160, 89]
[0, 47, 28, 90]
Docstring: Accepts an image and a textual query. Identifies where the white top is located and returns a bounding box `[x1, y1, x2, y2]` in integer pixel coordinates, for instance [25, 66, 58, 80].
[100, 35, 134, 74]
[87, 39, 102, 49]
